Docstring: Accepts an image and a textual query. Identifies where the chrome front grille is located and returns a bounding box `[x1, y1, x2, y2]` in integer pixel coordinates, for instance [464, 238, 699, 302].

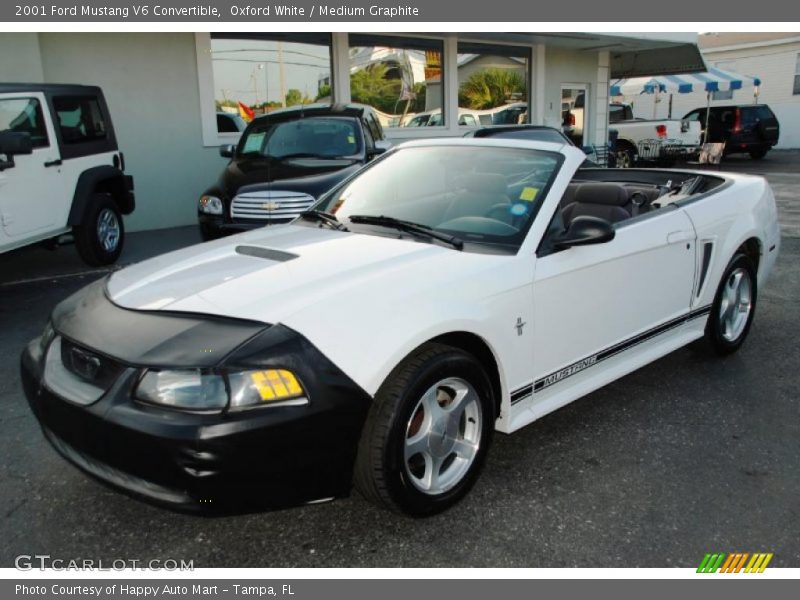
[231, 190, 316, 221]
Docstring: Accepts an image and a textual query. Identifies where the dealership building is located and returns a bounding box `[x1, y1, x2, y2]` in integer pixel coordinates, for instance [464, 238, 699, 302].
[0, 32, 702, 232]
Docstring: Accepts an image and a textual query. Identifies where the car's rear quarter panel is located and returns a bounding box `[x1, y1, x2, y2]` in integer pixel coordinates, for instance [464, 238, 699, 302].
[680, 174, 780, 310]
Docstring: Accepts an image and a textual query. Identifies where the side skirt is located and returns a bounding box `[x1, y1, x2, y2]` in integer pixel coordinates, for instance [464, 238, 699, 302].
[499, 307, 710, 434]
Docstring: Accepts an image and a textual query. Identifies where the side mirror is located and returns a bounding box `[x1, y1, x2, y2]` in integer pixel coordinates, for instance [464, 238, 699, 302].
[366, 146, 387, 159]
[0, 131, 32, 171]
[219, 144, 235, 159]
[553, 216, 615, 249]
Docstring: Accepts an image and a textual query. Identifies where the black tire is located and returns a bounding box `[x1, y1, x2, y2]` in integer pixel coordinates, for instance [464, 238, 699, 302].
[199, 223, 221, 242]
[704, 253, 758, 355]
[749, 148, 768, 160]
[353, 343, 495, 516]
[73, 193, 124, 266]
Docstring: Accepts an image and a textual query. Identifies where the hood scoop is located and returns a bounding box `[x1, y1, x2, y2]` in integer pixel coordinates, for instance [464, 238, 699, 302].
[235, 245, 298, 262]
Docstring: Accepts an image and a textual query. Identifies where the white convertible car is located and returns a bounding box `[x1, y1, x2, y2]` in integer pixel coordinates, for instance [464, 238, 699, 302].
[21, 138, 780, 515]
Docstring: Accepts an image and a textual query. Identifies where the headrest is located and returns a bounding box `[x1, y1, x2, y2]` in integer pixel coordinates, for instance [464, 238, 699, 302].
[573, 182, 629, 207]
[460, 173, 509, 197]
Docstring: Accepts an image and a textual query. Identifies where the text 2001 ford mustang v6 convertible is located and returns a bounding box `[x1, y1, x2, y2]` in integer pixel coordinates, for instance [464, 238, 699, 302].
[21, 139, 780, 515]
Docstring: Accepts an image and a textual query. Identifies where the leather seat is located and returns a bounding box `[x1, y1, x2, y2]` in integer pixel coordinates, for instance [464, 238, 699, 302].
[561, 182, 631, 225]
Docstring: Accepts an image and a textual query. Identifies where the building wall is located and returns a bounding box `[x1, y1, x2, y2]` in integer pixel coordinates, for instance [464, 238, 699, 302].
[622, 40, 800, 148]
[36, 33, 223, 232]
[543, 46, 606, 146]
[0, 33, 45, 82]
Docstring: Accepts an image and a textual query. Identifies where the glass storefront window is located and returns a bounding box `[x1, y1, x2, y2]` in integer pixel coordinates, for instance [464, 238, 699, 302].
[348, 34, 444, 128]
[210, 33, 332, 132]
[457, 42, 530, 126]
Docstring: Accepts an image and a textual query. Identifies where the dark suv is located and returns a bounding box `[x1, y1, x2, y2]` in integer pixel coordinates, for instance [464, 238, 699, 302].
[198, 103, 389, 240]
[683, 104, 780, 159]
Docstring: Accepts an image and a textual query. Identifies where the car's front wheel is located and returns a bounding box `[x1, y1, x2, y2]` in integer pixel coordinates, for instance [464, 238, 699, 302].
[73, 193, 124, 266]
[354, 343, 495, 516]
[704, 253, 758, 355]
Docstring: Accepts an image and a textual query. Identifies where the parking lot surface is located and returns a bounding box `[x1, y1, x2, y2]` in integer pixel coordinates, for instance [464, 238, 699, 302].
[1, 152, 799, 568]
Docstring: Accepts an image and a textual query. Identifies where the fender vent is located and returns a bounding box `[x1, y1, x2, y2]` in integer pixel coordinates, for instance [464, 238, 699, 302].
[697, 242, 713, 297]
[235, 245, 298, 262]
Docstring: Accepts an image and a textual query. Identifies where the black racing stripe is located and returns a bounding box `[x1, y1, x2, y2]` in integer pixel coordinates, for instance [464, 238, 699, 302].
[510, 384, 533, 404]
[511, 305, 713, 403]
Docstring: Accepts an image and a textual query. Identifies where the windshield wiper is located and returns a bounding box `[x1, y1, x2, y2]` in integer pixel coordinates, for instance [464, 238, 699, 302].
[348, 215, 464, 250]
[299, 210, 349, 231]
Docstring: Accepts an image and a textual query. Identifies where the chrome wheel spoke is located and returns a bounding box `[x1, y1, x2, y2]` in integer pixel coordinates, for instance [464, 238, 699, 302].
[452, 438, 478, 462]
[420, 453, 444, 491]
[404, 430, 429, 462]
[403, 376, 483, 496]
[718, 267, 753, 342]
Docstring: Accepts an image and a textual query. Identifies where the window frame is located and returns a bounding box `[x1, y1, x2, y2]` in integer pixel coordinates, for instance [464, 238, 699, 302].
[0, 96, 50, 149]
[196, 34, 542, 145]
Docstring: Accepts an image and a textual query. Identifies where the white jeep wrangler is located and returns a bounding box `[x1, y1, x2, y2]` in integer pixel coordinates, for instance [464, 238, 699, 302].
[0, 84, 134, 265]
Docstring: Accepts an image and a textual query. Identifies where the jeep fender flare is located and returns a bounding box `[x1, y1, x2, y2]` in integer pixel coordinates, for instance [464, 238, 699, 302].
[67, 166, 135, 226]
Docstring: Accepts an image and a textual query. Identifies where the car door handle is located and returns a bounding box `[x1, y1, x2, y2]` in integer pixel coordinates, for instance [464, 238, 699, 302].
[44, 159, 62, 168]
[667, 231, 694, 244]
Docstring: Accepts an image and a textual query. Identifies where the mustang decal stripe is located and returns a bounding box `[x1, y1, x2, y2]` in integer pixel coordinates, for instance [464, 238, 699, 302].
[510, 305, 712, 404]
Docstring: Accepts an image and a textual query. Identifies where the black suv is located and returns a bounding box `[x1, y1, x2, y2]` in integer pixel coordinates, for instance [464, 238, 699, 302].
[683, 104, 780, 159]
[198, 103, 389, 240]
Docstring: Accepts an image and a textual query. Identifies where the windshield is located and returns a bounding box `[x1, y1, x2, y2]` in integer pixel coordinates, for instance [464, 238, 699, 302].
[238, 117, 362, 159]
[315, 145, 562, 252]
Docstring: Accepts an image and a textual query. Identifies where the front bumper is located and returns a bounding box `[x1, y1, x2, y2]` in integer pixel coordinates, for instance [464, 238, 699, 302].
[20, 284, 372, 513]
[198, 214, 294, 237]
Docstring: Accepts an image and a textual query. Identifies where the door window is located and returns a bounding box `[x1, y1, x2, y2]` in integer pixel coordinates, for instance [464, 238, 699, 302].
[53, 96, 108, 144]
[0, 97, 49, 148]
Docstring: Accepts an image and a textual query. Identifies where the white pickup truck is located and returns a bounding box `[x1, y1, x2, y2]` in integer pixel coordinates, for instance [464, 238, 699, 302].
[609, 102, 702, 168]
[563, 96, 701, 168]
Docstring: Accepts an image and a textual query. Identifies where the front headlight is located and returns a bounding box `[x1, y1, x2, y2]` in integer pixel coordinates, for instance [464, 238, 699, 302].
[134, 368, 307, 412]
[199, 195, 223, 215]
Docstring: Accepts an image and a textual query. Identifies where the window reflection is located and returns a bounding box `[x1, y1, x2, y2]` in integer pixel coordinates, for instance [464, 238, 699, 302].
[457, 43, 530, 126]
[349, 35, 444, 128]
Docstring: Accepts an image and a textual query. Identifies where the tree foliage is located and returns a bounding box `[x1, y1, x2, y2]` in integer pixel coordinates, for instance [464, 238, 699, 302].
[458, 68, 525, 110]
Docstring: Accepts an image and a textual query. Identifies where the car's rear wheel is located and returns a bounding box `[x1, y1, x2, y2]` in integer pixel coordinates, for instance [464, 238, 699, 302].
[704, 253, 757, 355]
[73, 193, 124, 266]
[354, 343, 495, 516]
[749, 148, 769, 160]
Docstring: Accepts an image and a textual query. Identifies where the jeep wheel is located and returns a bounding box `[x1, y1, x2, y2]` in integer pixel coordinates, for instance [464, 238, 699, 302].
[74, 193, 124, 266]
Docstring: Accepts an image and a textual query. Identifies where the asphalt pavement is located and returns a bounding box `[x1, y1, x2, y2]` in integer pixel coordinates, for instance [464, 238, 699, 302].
[1, 152, 798, 568]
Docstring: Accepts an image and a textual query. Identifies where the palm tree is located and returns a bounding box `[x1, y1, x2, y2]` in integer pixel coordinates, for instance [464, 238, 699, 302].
[459, 68, 525, 110]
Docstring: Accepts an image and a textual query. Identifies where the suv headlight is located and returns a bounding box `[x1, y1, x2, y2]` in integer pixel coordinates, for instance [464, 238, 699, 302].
[199, 195, 223, 215]
[134, 368, 307, 412]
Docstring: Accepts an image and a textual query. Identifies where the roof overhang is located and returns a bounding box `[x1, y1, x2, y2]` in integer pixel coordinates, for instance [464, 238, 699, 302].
[408, 32, 705, 79]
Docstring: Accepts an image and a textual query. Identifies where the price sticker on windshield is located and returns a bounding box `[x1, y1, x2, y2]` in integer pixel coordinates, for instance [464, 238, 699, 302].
[519, 187, 539, 202]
